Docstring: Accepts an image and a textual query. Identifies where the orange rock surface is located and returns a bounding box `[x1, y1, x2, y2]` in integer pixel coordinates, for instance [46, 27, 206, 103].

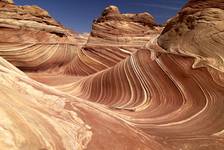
[0, 0, 224, 150]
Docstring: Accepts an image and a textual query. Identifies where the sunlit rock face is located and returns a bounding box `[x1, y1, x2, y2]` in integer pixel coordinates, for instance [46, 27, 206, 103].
[1, 0, 13, 3]
[63, 5, 162, 75]
[0, 1, 88, 71]
[0, 1, 224, 150]
[0, 57, 93, 150]
[0, 57, 153, 150]
[158, 0, 224, 72]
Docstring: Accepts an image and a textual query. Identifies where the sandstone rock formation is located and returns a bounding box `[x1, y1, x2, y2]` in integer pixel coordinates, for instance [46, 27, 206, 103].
[63, 5, 161, 76]
[1, 0, 13, 3]
[158, 0, 224, 72]
[0, 0, 224, 150]
[0, 0, 88, 71]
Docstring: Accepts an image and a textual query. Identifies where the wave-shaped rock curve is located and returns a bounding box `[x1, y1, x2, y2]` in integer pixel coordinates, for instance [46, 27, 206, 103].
[0, 0, 224, 150]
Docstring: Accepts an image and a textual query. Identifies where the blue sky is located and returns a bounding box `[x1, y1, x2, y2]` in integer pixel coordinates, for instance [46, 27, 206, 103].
[14, 0, 187, 33]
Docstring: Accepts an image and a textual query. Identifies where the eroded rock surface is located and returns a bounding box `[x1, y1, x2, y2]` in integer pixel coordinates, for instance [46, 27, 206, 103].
[0, 0, 88, 71]
[63, 5, 161, 75]
[158, 0, 224, 72]
[0, 1, 224, 150]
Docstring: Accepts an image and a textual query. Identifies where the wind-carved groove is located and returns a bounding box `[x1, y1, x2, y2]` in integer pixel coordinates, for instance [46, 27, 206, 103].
[0, 1, 224, 150]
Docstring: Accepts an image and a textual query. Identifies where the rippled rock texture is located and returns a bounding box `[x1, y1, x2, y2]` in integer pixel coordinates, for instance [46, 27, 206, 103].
[63, 5, 161, 76]
[0, 0, 224, 150]
[0, 0, 88, 72]
[158, 0, 224, 72]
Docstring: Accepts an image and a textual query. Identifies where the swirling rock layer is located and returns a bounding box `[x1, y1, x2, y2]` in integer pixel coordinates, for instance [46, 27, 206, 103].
[158, 0, 224, 72]
[0, 0, 88, 72]
[63, 6, 161, 76]
[0, 0, 224, 150]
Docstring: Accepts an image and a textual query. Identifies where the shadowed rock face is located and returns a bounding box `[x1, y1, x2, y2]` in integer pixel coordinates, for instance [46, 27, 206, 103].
[0, 1, 224, 150]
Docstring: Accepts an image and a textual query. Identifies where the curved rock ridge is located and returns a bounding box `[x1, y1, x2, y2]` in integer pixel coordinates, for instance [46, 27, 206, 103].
[0, 57, 92, 150]
[59, 44, 224, 149]
[0, 56, 162, 150]
[63, 5, 161, 76]
[0, 1, 224, 150]
[0, 1, 88, 71]
[158, 0, 224, 72]
[56, 2, 224, 149]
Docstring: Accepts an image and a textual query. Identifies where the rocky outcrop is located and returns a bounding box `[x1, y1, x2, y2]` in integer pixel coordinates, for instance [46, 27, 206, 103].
[89, 5, 158, 48]
[0, 1, 68, 40]
[1, 0, 13, 4]
[158, 0, 224, 72]
[0, 1, 88, 71]
[64, 5, 161, 75]
[0, 1, 224, 150]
